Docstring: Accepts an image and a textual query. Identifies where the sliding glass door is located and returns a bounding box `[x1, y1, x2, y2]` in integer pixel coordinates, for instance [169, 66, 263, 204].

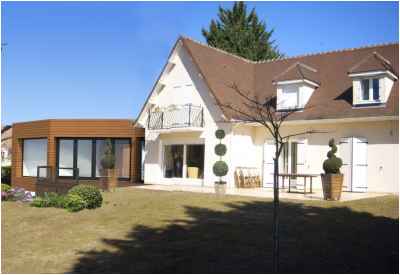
[57, 138, 131, 179]
[163, 144, 204, 180]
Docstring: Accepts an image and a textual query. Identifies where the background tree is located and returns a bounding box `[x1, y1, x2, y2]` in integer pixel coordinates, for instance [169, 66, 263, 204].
[217, 83, 322, 272]
[202, 1, 283, 61]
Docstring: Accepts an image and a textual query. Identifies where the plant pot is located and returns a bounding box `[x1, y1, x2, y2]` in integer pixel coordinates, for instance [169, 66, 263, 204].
[321, 173, 344, 201]
[214, 181, 227, 196]
[187, 167, 199, 179]
[105, 169, 118, 192]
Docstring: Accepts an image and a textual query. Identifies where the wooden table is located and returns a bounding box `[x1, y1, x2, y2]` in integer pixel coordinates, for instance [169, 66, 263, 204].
[277, 173, 319, 195]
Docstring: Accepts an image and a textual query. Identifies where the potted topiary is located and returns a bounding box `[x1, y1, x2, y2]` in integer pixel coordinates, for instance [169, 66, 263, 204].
[213, 129, 229, 195]
[100, 139, 117, 191]
[321, 138, 344, 200]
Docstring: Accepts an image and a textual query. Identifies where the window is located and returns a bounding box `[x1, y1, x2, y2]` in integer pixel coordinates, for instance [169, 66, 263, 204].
[77, 140, 92, 177]
[57, 138, 131, 179]
[280, 85, 299, 109]
[163, 144, 205, 179]
[359, 78, 380, 103]
[58, 139, 74, 176]
[115, 140, 130, 179]
[361, 79, 370, 100]
[23, 139, 47, 177]
[186, 144, 205, 179]
[164, 145, 184, 178]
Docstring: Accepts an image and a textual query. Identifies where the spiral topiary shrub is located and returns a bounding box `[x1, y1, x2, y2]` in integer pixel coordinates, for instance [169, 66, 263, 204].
[323, 138, 343, 174]
[100, 139, 115, 170]
[68, 185, 103, 209]
[214, 144, 227, 156]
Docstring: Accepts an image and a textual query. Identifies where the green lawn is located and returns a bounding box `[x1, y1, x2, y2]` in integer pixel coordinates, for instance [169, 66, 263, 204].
[2, 188, 398, 273]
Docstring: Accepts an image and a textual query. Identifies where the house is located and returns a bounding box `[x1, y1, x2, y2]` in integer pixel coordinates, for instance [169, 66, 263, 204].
[136, 37, 399, 193]
[1, 125, 12, 167]
[11, 119, 145, 194]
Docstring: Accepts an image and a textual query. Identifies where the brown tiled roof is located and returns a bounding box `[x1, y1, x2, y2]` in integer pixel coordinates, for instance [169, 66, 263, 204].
[348, 51, 396, 75]
[273, 62, 320, 85]
[181, 37, 398, 121]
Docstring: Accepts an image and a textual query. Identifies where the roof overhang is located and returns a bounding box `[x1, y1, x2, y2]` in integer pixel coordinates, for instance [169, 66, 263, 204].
[273, 78, 320, 88]
[348, 70, 398, 80]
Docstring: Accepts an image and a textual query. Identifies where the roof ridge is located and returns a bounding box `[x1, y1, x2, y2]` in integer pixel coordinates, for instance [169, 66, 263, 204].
[180, 36, 256, 64]
[180, 36, 398, 65]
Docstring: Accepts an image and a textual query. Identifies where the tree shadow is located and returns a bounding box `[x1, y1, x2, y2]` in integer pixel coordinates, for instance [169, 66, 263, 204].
[70, 200, 398, 273]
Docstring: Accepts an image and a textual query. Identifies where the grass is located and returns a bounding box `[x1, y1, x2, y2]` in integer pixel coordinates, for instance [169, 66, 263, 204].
[1, 188, 398, 273]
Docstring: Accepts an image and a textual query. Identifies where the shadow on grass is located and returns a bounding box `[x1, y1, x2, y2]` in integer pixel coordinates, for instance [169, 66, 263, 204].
[70, 200, 398, 273]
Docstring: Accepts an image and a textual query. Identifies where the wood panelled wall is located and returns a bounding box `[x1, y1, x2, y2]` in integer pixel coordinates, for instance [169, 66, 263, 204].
[12, 119, 145, 192]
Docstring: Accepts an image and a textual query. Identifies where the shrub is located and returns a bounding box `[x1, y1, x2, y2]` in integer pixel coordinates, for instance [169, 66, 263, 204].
[31, 192, 67, 208]
[64, 194, 86, 212]
[323, 138, 343, 174]
[2, 191, 9, 201]
[215, 129, 225, 139]
[1, 166, 11, 185]
[214, 144, 227, 156]
[100, 139, 115, 170]
[2, 183, 11, 192]
[68, 185, 103, 209]
[213, 161, 229, 178]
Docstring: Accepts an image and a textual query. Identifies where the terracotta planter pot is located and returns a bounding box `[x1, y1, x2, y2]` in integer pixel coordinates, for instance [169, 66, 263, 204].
[105, 169, 118, 192]
[214, 182, 227, 196]
[321, 174, 344, 201]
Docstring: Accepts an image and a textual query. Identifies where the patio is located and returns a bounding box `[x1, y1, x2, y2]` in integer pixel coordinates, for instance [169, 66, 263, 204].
[133, 184, 390, 201]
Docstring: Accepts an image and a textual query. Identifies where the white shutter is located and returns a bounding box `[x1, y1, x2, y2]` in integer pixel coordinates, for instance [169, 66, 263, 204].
[296, 138, 307, 174]
[339, 137, 352, 191]
[263, 140, 276, 188]
[353, 80, 361, 104]
[378, 77, 385, 101]
[352, 137, 368, 192]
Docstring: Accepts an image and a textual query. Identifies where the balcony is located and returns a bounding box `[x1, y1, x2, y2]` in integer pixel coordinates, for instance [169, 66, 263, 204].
[147, 104, 204, 130]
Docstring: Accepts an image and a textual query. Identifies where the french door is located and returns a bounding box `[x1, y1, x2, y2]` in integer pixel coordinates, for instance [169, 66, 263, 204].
[339, 137, 368, 192]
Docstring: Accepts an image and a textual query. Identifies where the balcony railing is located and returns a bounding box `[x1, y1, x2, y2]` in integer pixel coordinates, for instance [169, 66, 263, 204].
[147, 104, 204, 130]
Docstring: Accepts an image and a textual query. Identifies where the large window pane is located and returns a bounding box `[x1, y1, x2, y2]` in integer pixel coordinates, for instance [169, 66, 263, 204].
[58, 139, 74, 176]
[164, 145, 183, 178]
[362, 79, 370, 100]
[77, 140, 92, 177]
[115, 139, 130, 178]
[186, 145, 205, 179]
[373, 78, 380, 100]
[23, 139, 47, 177]
[95, 140, 107, 177]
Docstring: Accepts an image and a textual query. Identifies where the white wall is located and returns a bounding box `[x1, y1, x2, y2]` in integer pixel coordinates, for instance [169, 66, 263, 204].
[142, 42, 235, 188]
[251, 120, 398, 193]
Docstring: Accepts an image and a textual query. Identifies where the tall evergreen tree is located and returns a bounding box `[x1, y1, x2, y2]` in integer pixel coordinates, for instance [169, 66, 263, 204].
[202, 2, 283, 61]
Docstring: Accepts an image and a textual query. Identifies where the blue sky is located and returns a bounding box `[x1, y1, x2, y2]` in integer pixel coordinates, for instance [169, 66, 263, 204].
[1, 1, 398, 125]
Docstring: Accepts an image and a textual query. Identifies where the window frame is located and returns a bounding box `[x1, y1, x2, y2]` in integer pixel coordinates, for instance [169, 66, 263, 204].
[22, 138, 48, 177]
[56, 138, 131, 180]
[162, 142, 205, 180]
[359, 77, 381, 104]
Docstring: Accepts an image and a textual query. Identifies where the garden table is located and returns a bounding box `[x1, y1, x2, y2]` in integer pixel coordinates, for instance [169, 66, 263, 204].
[277, 173, 319, 195]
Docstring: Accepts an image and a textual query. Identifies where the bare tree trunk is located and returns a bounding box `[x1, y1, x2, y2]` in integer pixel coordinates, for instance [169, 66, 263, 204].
[273, 147, 280, 273]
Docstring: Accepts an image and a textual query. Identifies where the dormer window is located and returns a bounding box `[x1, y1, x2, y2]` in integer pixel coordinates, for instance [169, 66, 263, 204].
[273, 62, 320, 111]
[281, 84, 300, 109]
[361, 78, 380, 102]
[349, 51, 397, 106]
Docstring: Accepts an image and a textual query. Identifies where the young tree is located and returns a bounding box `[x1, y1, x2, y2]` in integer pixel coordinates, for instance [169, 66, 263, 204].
[202, 1, 283, 61]
[217, 83, 321, 272]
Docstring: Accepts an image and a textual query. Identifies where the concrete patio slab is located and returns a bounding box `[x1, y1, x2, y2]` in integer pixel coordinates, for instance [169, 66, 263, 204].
[132, 184, 391, 202]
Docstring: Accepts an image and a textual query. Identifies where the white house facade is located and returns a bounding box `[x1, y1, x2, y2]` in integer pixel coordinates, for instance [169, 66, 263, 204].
[136, 37, 399, 194]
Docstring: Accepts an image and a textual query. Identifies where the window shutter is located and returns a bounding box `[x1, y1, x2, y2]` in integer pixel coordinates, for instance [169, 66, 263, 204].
[296, 138, 307, 173]
[379, 78, 385, 101]
[263, 140, 275, 187]
[339, 137, 352, 191]
[352, 137, 368, 192]
[353, 80, 361, 104]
